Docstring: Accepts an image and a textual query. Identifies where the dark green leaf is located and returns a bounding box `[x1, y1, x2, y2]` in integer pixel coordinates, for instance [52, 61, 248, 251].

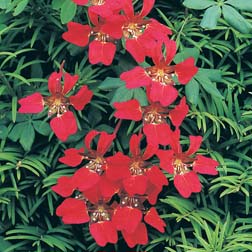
[110, 86, 134, 105]
[19, 123, 35, 151]
[222, 5, 252, 33]
[33, 121, 51, 136]
[8, 122, 27, 142]
[183, 0, 215, 10]
[0, 125, 8, 139]
[185, 78, 199, 105]
[200, 5, 221, 29]
[98, 77, 125, 90]
[133, 88, 148, 106]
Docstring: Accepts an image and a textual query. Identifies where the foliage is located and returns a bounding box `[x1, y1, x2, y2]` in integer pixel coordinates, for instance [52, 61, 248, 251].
[1, 0, 252, 251]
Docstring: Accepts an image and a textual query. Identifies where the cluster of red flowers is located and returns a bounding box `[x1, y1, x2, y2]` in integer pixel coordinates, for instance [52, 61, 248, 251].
[18, 0, 219, 248]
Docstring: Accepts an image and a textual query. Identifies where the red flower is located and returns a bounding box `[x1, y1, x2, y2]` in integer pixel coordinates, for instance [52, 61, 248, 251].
[103, 0, 172, 63]
[120, 39, 198, 106]
[114, 96, 189, 146]
[62, 13, 117, 65]
[51, 176, 75, 197]
[18, 66, 93, 141]
[157, 129, 219, 198]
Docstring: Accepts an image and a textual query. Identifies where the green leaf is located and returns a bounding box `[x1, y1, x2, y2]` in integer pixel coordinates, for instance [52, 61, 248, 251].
[200, 5, 221, 29]
[185, 78, 199, 105]
[183, 0, 215, 10]
[11, 96, 17, 123]
[0, 126, 8, 139]
[222, 5, 252, 33]
[0, 0, 11, 9]
[110, 86, 134, 105]
[226, 0, 252, 11]
[13, 0, 29, 16]
[33, 121, 51, 136]
[199, 68, 222, 82]
[0, 236, 13, 252]
[133, 88, 148, 106]
[52, 0, 66, 10]
[60, 0, 77, 24]
[98, 77, 125, 90]
[8, 122, 27, 142]
[173, 47, 200, 63]
[19, 123, 35, 151]
[195, 72, 224, 99]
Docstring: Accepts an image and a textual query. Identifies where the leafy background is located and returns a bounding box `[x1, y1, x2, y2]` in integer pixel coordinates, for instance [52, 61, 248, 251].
[1, 0, 252, 251]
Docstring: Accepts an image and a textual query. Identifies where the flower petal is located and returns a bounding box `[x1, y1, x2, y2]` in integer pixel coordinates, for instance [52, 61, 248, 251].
[129, 134, 142, 157]
[51, 176, 75, 197]
[193, 155, 219, 175]
[97, 132, 116, 156]
[18, 92, 44, 113]
[144, 207, 166, 233]
[123, 175, 148, 195]
[174, 171, 202, 198]
[50, 111, 78, 141]
[48, 72, 63, 95]
[156, 150, 174, 174]
[84, 130, 100, 152]
[150, 81, 178, 107]
[56, 198, 89, 224]
[72, 0, 88, 5]
[125, 39, 147, 63]
[89, 41, 116, 66]
[59, 148, 84, 167]
[185, 135, 202, 156]
[70, 85, 93, 110]
[140, 0, 155, 17]
[120, 66, 150, 89]
[114, 99, 142, 121]
[62, 72, 78, 95]
[175, 57, 198, 84]
[90, 222, 118, 247]
[146, 165, 168, 190]
[62, 22, 91, 47]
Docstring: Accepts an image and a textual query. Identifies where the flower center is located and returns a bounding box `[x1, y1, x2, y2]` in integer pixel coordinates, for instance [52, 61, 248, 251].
[90, 205, 111, 223]
[120, 195, 143, 208]
[44, 94, 69, 117]
[90, 0, 105, 5]
[143, 111, 165, 124]
[122, 22, 148, 39]
[91, 31, 115, 44]
[146, 66, 175, 85]
[129, 160, 145, 175]
[86, 156, 106, 175]
[173, 159, 192, 175]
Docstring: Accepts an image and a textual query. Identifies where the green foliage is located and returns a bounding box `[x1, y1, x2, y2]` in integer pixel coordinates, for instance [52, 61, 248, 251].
[0, 0, 252, 251]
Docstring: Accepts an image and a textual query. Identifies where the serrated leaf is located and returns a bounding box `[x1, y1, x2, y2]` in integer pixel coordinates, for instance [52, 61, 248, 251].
[98, 77, 125, 90]
[222, 5, 252, 33]
[226, 0, 252, 11]
[60, 0, 77, 24]
[200, 5, 221, 29]
[13, 0, 29, 16]
[185, 78, 199, 105]
[183, 0, 215, 10]
[19, 123, 35, 151]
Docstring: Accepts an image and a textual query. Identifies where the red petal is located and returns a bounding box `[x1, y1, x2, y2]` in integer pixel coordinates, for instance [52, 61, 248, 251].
[89, 41, 116, 66]
[62, 22, 90, 47]
[106, 152, 131, 181]
[164, 39, 177, 65]
[84, 130, 100, 151]
[185, 135, 202, 156]
[193, 155, 219, 175]
[62, 72, 78, 95]
[90, 222, 118, 247]
[125, 39, 147, 63]
[150, 81, 178, 107]
[122, 0, 134, 18]
[169, 97, 189, 127]
[56, 198, 89, 224]
[145, 184, 161, 204]
[156, 150, 174, 174]
[174, 171, 202, 198]
[99, 177, 120, 198]
[59, 148, 84, 167]
[18, 93, 44, 113]
[50, 111, 78, 141]
[73, 168, 100, 191]
[48, 72, 62, 95]
[142, 142, 158, 160]
[89, 4, 113, 17]
[97, 132, 115, 156]
[129, 134, 142, 157]
[143, 123, 172, 146]
[175, 57, 198, 84]
[72, 0, 88, 5]
[146, 165, 168, 190]
[70, 85, 93, 110]
[122, 223, 148, 248]
[120, 66, 150, 89]
[51, 176, 75, 197]
[123, 175, 148, 195]
[113, 206, 142, 234]
[140, 0, 155, 17]
[114, 99, 142, 121]
[168, 128, 181, 153]
[144, 207, 166, 233]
